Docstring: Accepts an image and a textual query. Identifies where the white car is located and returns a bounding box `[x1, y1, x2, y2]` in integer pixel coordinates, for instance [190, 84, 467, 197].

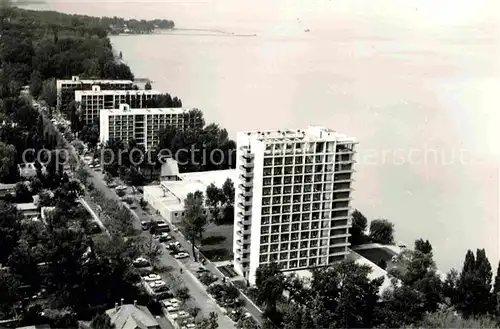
[133, 257, 150, 267]
[166, 305, 179, 312]
[149, 280, 167, 289]
[396, 241, 407, 248]
[174, 252, 189, 259]
[168, 241, 181, 249]
[142, 274, 161, 282]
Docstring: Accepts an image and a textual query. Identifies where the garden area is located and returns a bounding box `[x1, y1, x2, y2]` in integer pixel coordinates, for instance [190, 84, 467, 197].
[198, 223, 234, 262]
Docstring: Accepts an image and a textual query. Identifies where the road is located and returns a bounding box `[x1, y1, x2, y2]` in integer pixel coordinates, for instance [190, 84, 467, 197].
[84, 168, 235, 328]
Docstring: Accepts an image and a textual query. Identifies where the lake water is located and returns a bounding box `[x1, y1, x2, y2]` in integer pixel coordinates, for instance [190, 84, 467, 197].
[31, 0, 499, 273]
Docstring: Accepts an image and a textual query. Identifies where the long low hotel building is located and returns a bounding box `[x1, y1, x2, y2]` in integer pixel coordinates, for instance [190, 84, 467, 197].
[75, 85, 163, 125]
[56, 76, 134, 110]
[234, 126, 357, 284]
[99, 104, 191, 151]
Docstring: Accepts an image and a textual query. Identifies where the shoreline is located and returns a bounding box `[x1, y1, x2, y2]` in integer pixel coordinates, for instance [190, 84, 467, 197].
[113, 28, 257, 38]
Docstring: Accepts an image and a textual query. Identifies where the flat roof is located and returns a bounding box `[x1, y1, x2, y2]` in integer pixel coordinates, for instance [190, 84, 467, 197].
[100, 107, 190, 116]
[150, 169, 236, 211]
[16, 203, 37, 210]
[57, 79, 133, 85]
[238, 126, 356, 144]
[75, 89, 162, 96]
[0, 183, 16, 190]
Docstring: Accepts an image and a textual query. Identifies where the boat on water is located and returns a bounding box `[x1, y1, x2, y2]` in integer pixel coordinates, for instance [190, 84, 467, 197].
[304, 29, 310, 32]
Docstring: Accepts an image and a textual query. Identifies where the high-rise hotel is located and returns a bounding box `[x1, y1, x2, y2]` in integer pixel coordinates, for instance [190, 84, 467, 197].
[56, 76, 134, 110]
[99, 104, 192, 151]
[75, 85, 163, 125]
[233, 126, 356, 284]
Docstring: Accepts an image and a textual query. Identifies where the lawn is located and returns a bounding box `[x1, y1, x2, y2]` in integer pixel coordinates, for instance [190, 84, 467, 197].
[355, 247, 396, 264]
[199, 223, 234, 262]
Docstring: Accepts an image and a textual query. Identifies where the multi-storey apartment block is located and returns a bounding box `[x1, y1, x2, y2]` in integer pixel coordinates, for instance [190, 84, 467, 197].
[56, 76, 134, 110]
[233, 126, 357, 284]
[99, 104, 191, 151]
[75, 85, 163, 125]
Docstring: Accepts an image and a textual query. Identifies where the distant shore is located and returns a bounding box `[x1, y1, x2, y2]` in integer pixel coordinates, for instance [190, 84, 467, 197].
[113, 28, 257, 38]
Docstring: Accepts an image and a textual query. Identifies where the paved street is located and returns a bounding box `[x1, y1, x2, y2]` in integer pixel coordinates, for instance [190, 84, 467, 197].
[84, 167, 236, 328]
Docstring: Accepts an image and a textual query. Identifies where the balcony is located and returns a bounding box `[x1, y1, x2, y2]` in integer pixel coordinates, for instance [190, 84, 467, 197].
[334, 174, 353, 183]
[239, 174, 253, 185]
[241, 170, 254, 179]
[237, 203, 252, 216]
[240, 151, 254, 162]
[240, 162, 254, 169]
[236, 212, 251, 224]
[237, 221, 251, 231]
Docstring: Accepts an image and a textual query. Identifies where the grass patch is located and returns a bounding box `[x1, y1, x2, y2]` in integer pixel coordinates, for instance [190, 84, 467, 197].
[201, 235, 227, 246]
[200, 248, 232, 261]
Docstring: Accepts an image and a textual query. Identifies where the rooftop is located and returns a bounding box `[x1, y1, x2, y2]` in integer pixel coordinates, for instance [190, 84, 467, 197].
[146, 169, 236, 212]
[16, 202, 37, 211]
[162, 169, 236, 205]
[75, 89, 162, 96]
[238, 126, 356, 144]
[101, 104, 190, 115]
[57, 77, 133, 86]
[105, 304, 158, 329]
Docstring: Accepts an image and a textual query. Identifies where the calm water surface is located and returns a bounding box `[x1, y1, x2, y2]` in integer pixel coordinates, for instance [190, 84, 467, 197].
[35, 0, 500, 272]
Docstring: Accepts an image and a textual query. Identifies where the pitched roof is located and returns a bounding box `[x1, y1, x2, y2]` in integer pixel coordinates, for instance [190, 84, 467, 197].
[105, 304, 158, 329]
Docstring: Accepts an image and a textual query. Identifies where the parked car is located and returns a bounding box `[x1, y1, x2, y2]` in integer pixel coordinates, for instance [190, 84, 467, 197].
[174, 252, 189, 259]
[167, 241, 181, 249]
[196, 266, 208, 273]
[156, 232, 171, 242]
[142, 273, 161, 282]
[133, 257, 151, 268]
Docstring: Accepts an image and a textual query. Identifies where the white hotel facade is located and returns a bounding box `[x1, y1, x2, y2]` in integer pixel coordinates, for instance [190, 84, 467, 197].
[99, 104, 190, 151]
[75, 85, 162, 125]
[56, 76, 134, 110]
[233, 126, 357, 284]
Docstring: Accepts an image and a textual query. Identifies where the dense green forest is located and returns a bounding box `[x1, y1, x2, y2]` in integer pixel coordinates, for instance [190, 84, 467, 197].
[0, 5, 168, 327]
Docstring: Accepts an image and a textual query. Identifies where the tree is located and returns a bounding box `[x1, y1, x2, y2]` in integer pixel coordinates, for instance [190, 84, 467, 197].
[369, 219, 394, 244]
[222, 178, 234, 205]
[104, 172, 113, 186]
[91, 313, 115, 329]
[76, 167, 91, 186]
[349, 209, 368, 246]
[15, 181, 32, 202]
[443, 268, 459, 306]
[40, 78, 57, 108]
[182, 191, 207, 261]
[145, 81, 152, 90]
[374, 281, 426, 328]
[197, 312, 218, 329]
[30, 70, 43, 97]
[205, 183, 223, 222]
[494, 261, 500, 315]
[139, 198, 148, 209]
[0, 141, 17, 183]
[138, 235, 162, 264]
[415, 238, 433, 255]
[388, 244, 443, 314]
[455, 249, 492, 318]
[0, 268, 21, 319]
[418, 309, 500, 328]
[255, 262, 285, 315]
